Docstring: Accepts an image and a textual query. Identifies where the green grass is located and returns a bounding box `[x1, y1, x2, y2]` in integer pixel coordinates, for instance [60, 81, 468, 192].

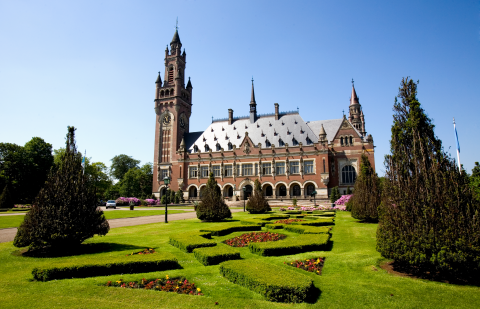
[0, 210, 187, 229]
[0, 212, 479, 308]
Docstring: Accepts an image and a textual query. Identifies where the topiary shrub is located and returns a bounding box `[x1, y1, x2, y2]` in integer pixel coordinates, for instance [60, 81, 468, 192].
[196, 172, 231, 221]
[13, 127, 109, 251]
[246, 179, 271, 214]
[0, 183, 15, 209]
[330, 186, 341, 203]
[377, 77, 480, 276]
[175, 189, 184, 204]
[169, 189, 176, 204]
[351, 154, 380, 222]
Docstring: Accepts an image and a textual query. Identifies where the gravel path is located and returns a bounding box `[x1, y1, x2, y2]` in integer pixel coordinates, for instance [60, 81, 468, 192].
[0, 208, 245, 243]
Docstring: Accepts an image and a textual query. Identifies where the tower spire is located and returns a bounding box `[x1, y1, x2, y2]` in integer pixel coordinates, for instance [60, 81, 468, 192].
[250, 77, 256, 104]
[249, 77, 257, 123]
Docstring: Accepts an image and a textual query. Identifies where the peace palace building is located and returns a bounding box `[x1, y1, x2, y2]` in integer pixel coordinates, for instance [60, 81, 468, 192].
[152, 29, 375, 201]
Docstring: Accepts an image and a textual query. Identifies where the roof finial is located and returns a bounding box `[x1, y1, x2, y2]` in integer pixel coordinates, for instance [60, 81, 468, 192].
[352, 78, 354, 86]
[176, 17, 178, 31]
[342, 109, 345, 116]
[252, 76, 254, 84]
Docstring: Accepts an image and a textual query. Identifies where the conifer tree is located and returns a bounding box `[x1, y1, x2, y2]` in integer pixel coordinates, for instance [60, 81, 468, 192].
[196, 172, 231, 221]
[0, 183, 15, 209]
[14, 127, 109, 251]
[246, 179, 271, 214]
[377, 78, 480, 275]
[330, 187, 341, 203]
[351, 154, 380, 222]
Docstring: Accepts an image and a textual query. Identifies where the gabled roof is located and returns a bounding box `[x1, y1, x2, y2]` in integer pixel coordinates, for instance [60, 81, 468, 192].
[306, 119, 343, 143]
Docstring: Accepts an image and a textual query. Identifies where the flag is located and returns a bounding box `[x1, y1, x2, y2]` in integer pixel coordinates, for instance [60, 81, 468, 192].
[453, 118, 461, 171]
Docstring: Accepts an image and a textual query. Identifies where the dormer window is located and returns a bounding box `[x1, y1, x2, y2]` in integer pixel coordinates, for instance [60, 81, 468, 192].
[228, 142, 233, 150]
[193, 145, 198, 153]
[265, 139, 271, 147]
[292, 138, 298, 146]
[216, 143, 221, 151]
[306, 136, 313, 145]
[205, 144, 210, 152]
[279, 138, 285, 147]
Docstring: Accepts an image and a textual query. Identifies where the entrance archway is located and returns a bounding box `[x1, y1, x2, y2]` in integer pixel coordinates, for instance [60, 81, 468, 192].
[278, 185, 287, 197]
[244, 185, 253, 199]
[264, 185, 273, 197]
[189, 187, 197, 198]
[291, 184, 301, 196]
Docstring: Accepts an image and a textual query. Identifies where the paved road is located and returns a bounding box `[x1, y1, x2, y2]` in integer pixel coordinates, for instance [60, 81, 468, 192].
[0, 208, 244, 243]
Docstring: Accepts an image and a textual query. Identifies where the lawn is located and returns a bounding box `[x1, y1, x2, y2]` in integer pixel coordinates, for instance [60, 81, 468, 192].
[0, 212, 478, 308]
[0, 210, 187, 229]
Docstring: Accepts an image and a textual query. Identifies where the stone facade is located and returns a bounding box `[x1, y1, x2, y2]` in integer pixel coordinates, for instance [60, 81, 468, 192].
[152, 30, 375, 200]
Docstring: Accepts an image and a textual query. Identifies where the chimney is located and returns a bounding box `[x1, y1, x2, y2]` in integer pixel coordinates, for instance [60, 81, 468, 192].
[274, 103, 279, 120]
[228, 109, 233, 125]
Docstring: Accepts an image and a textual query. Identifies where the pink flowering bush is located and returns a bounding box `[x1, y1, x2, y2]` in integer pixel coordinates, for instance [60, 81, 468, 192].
[115, 197, 142, 206]
[144, 199, 160, 206]
[300, 206, 316, 211]
[333, 205, 347, 211]
[334, 195, 353, 206]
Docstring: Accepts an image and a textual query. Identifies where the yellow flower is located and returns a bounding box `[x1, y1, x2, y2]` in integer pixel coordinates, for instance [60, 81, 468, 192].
[197, 288, 201, 292]
[166, 275, 169, 279]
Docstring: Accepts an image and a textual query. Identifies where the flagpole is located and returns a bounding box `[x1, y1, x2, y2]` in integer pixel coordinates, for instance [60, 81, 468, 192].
[453, 118, 461, 172]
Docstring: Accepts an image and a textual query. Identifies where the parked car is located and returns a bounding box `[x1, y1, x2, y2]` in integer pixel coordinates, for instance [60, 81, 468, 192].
[105, 200, 116, 209]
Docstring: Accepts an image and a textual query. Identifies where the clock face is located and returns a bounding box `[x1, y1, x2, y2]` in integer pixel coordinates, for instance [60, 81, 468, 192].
[163, 115, 171, 125]
[180, 117, 185, 128]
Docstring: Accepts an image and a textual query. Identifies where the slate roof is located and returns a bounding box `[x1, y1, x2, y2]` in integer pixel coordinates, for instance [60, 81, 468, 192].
[306, 119, 343, 143]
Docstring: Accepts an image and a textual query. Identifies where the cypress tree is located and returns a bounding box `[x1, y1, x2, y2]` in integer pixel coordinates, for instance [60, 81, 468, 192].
[14, 127, 109, 251]
[246, 179, 271, 214]
[0, 183, 15, 209]
[330, 186, 341, 203]
[377, 78, 480, 276]
[351, 154, 380, 222]
[196, 172, 231, 221]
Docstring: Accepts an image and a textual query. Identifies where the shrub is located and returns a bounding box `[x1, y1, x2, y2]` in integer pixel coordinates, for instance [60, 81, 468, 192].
[199, 224, 261, 236]
[351, 154, 380, 222]
[169, 189, 176, 204]
[290, 218, 334, 226]
[219, 259, 314, 303]
[14, 127, 109, 251]
[32, 253, 179, 281]
[115, 197, 141, 206]
[377, 77, 480, 275]
[292, 198, 297, 207]
[284, 225, 331, 234]
[169, 235, 217, 253]
[248, 234, 330, 256]
[193, 245, 241, 266]
[285, 211, 302, 214]
[345, 198, 353, 212]
[196, 173, 231, 221]
[330, 186, 341, 203]
[246, 179, 271, 214]
[240, 219, 267, 226]
[264, 224, 284, 229]
[0, 183, 15, 209]
[335, 195, 352, 206]
[175, 189, 184, 204]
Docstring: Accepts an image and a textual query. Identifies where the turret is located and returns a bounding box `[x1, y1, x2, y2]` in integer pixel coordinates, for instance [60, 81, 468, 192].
[249, 78, 257, 123]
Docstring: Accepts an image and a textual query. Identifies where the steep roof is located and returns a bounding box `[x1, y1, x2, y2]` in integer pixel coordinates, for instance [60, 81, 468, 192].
[171, 30, 181, 44]
[306, 119, 343, 143]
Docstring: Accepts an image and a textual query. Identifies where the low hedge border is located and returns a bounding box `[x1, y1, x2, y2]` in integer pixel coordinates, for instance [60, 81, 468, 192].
[285, 211, 302, 214]
[32, 253, 180, 281]
[169, 235, 217, 253]
[219, 259, 314, 303]
[311, 211, 335, 216]
[284, 225, 331, 234]
[290, 218, 334, 226]
[199, 225, 261, 236]
[193, 245, 241, 266]
[264, 223, 284, 230]
[240, 219, 267, 226]
[269, 215, 290, 220]
[248, 234, 330, 256]
[292, 215, 304, 218]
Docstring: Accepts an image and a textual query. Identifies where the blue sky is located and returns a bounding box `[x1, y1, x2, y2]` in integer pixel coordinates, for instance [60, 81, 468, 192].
[1, 0, 479, 175]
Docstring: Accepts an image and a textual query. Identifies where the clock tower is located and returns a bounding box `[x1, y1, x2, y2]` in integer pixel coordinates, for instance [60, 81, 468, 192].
[153, 27, 193, 191]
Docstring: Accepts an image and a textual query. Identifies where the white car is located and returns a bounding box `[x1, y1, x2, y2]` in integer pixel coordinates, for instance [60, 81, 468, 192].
[105, 200, 116, 209]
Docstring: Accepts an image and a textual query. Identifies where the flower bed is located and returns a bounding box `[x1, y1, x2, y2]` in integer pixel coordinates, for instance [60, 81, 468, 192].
[286, 257, 325, 275]
[274, 219, 305, 224]
[126, 248, 155, 256]
[334, 195, 352, 206]
[105, 275, 203, 295]
[224, 232, 287, 247]
[199, 224, 261, 237]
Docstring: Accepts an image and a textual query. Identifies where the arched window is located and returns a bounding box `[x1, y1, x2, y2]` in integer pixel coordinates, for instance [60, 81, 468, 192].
[342, 165, 357, 184]
[216, 143, 221, 151]
[340, 137, 344, 146]
[205, 144, 210, 152]
[168, 67, 174, 83]
[349, 136, 353, 145]
[171, 89, 174, 96]
[265, 139, 271, 147]
[292, 185, 301, 196]
[228, 142, 233, 150]
[278, 185, 287, 196]
[160, 90, 164, 97]
[306, 184, 315, 196]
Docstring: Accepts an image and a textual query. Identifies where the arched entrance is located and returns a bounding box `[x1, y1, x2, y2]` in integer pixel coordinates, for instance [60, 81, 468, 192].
[199, 186, 205, 198]
[278, 185, 287, 197]
[306, 184, 315, 196]
[291, 184, 301, 197]
[223, 185, 234, 197]
[264, 184, 273, 197]
[189, 187, 197, 198]
[243, 185, 253, 199]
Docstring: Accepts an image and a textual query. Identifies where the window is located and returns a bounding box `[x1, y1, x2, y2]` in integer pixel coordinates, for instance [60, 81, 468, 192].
[349, 136, 353, 145]
[305, 161, 314, 174]
[340, 137, 344, 146]
[242, 164, 253, 176]
[306, 184, 315, 196]
[292, 138, 298, 146]
[193, 145, 198, 153]
[262, 163, 271, 175]
[161, 169, 169, 180]
[276, 162, 285, 175]
[306, 136, 313, 145]
[228, 142, 233, 150]
[216, 143, 221, 151]
[255, 163, 258, 176]
[201, 166, 209, 178]
[290, 161, 299, 174]
[265, 139, 271, 147]
[189, 167, 198, 178]
[342, 165, 357, 184]
[224, 165, 233, 176]
[279, 139, 285, 147]
[323, 159, 325, 173]
[204, 144, 210, 152]
[213, 166, 220, 177]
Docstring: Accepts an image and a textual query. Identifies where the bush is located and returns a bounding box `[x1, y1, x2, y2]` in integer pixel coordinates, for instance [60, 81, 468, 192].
[284, 225, 331, 234]
[219, 259, 314, 303]
[264, 223, 284, 229]
[196, 173, 231, 221]
[246, 179, 271, 214]
[248, 234, 330, 256]
[330, 186, 341, 203]
[14, 127, 109, 251]
[345, 198, 353, 212]
[169, 235, 217, 253]
[199, 224, 261, 236]
[289, 218, 334, 226]
[292, 198, 297, 207]
[32, 252, 179, 281]
[0, 183, 15, 209]
[169, 189, 176, 204]
[175, 189, 184, 204]
[351, 154, 380, 222]
[193, 245, 241, 266]
[240, 219, 267, 226]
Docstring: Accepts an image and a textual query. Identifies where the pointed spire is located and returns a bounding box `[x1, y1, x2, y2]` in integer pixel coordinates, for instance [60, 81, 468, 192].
[319, 124, 327, 142]
[350, 80, 359, 105]
[250, 77, 256, 104]
[179, 136, 185, 150]
[319, 124, 326, 135]
[155, 71, 162, 84]
[171, 30, 181, 44]
[186, 76, 192, 88]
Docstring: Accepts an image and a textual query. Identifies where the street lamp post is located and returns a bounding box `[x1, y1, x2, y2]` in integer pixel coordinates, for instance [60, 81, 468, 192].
[242, 187, 246, 212]
[163, 177, 170, 223]
[311, 190, 317, 207]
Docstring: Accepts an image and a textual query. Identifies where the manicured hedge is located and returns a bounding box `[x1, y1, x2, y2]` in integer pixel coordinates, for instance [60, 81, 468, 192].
[219, 259, 314, 303]
[290, 218, 334, 226]
[249, 234, 330, 256]
[264, 223, 284, 230]
[269, 215, 290, 220]
[240, 219, 267, 226]
[285, 211, 302, 214]
[169, 235, 217, 253]
[199, 224, 261, 236]
[193, 245, 241, 266]
[292, 215, 304, 218]
[312, 211, 335, 216]
[32, 253, 180, 281]
[284, 225, 331, 234]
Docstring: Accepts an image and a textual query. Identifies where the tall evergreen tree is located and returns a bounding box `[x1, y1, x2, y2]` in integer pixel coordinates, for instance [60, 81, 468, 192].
[14, 127, 109, 251]
[246, 179, 271, 214]
[351, 154, 380, 222]
[377, 78, 480, 275]
[196, 172, 231, 221]
[0, 183, 15, 209]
